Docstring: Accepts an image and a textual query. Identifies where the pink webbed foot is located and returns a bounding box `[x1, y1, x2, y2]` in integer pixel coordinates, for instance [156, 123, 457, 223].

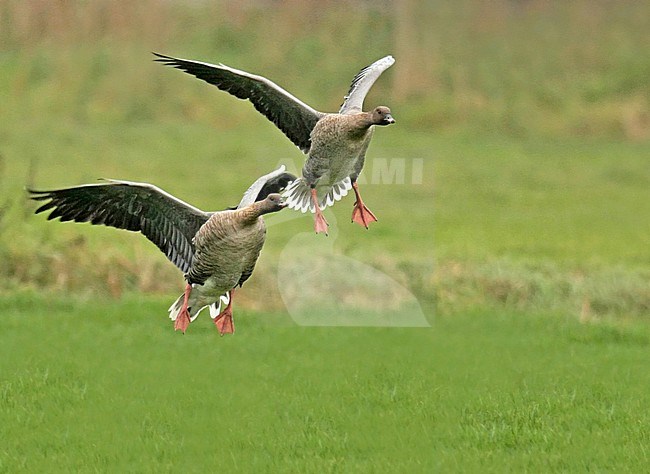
[310, 188, 329, 235]
[174, 310, 191, 333]
[214, 291, 235, 335]
[351, 201, 378, 228]
[174, 283, 192, 333]
[214, 311, 234, 335]
[314, 209, 329, 235]
[351, 181, 378, 229]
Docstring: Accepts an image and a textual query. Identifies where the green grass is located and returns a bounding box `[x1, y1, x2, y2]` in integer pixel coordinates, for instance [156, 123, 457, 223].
[429, 133, 650, 266]
[1, 294, 649, 472]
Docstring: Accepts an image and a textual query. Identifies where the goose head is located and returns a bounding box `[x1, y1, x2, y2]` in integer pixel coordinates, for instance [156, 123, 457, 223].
[371, 106, 395, 126]
[258, 193, 287, 215]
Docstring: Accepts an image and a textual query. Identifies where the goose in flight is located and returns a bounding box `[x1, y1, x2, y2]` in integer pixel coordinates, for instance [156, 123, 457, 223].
[29, 166, 294, 334]
[154, 53, 395, 234]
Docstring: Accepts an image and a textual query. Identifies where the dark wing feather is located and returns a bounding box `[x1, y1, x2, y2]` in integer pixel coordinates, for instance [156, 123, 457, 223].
[154, 53, 324, 153]
[252, 172, 295, 202]
[339, 55, 395, 114]
[236, 165, 296, 209]
[28, 180, 210, 274]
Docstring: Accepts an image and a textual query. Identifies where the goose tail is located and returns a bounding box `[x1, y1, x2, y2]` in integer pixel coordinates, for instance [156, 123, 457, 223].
[168, 289, 203, 322]
[168, 293, 185, 322]
[208, 292, 231, 319]
[283, 177, 352, 213]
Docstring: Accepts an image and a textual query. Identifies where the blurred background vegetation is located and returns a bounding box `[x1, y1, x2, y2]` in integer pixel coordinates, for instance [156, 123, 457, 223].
[1, 0, 648, 319]
[3, 0, 649, 138]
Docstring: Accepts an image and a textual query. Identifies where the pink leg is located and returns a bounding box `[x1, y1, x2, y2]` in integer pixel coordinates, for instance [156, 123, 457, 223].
[351, 181, 378, 229]
[214, 290, 235, 335]
[311, 188, 329, 235]
[174, 283, 192, 333]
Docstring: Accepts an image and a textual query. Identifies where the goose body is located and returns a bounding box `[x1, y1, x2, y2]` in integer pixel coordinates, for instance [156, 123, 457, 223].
[288, 113, 377, 213]
[178, 205, 267, 314]
[167, 197, 284, 332]
[154, 53, 395, 233]
[29, 166, 293, 334]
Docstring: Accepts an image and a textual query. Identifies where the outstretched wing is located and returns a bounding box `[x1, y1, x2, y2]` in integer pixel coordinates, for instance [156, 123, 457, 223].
[236, 165, 296, 209]
[28, 180, 210, 274]
[339, 55, 395, 115]
[154, 53, 324, 153]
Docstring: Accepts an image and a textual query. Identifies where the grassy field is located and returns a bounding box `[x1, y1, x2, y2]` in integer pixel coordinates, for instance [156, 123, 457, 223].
[2, 294, 649, 472]
[1, 1, 649, 471]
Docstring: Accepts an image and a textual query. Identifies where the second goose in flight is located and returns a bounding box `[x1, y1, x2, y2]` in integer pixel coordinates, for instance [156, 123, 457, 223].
[29, 166, 293, 335]
[154, 53, 395, 234]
